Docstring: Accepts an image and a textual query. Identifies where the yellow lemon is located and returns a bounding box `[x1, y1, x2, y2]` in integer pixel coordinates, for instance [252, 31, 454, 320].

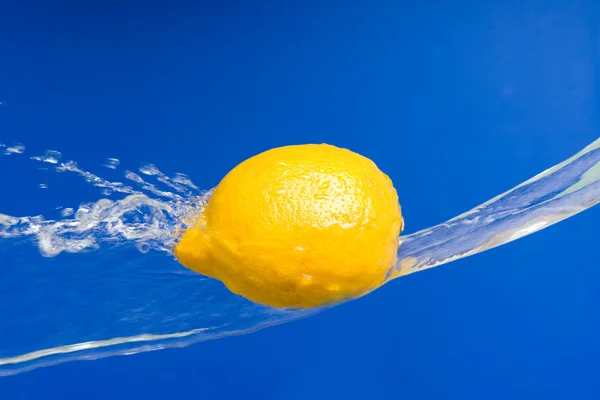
[174, 144, 403, 309]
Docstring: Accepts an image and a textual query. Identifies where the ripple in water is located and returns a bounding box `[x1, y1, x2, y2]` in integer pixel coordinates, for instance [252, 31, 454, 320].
[0, 138, 598, 375]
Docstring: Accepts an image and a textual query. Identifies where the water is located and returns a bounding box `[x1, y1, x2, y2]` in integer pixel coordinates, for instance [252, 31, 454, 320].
[393, 138, 600, 277]
[0, 138, 598, 376]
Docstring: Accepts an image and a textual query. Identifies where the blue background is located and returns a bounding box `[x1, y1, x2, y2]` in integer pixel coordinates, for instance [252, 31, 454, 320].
[1, 0, 599, 398]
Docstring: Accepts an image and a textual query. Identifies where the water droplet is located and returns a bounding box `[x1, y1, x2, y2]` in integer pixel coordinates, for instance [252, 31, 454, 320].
[136, 242, 151, 254]
[3, 143, 25, 155]
[56, 160, 78, 172]
[31, 150, 62, 164]
[172, 173, 199, 190]
[139, 164, 160, 176]
[103, 158, 120, 169]
[125, 171, 145, 184]
[60, 208, 74, 217]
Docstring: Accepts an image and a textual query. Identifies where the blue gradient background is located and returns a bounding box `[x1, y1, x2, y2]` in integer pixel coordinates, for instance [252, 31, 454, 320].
[1, 1, 599, 399]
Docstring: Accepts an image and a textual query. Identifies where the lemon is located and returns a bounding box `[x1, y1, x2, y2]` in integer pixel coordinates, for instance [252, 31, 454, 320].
[174, 144, 403, 309]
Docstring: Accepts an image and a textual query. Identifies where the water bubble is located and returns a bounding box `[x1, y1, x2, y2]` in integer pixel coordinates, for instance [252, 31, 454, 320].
[39, 184, 48, 189]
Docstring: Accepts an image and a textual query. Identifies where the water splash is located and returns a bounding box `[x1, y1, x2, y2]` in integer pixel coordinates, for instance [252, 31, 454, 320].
[1, 150, 206, 257]
[0, 149, 313, 375]
[0, 138, 598, 376]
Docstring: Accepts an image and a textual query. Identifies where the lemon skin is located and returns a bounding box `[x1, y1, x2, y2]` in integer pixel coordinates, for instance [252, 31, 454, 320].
[174, 144, 403, 309]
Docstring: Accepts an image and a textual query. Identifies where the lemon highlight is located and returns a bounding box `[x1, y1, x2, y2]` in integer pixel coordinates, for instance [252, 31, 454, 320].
[174, 144, 403, 309]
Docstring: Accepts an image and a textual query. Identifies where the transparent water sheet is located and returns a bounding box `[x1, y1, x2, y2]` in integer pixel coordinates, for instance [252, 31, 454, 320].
[393, 138, 600, 277]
